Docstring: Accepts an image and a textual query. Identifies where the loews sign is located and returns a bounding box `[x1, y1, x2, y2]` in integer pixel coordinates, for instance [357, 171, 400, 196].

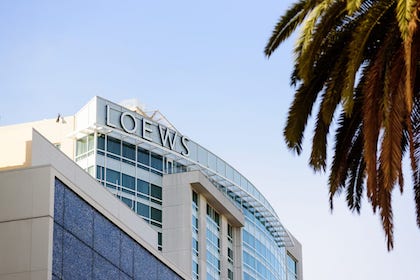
[105, 105, 190, 156]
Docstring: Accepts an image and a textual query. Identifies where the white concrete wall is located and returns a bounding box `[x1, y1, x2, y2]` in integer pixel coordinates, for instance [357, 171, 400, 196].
[162, 171, 194, 277]
[0, 118, 75, 170]
[0, 166, 54, 280]
[162, 171, 245, 280]
[287, 233, 303, 280]
[0, 129, 190, 280]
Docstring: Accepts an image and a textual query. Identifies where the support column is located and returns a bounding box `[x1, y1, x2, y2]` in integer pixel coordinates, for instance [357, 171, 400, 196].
[233, 227, 243, 280]
[198, 194, 207, 279]
[220, 216, 228, 279]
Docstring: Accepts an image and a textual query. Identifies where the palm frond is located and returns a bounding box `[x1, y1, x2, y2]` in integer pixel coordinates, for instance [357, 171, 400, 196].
[297, 0, 347, 83]
[379, 45, 405, 193]
[343, 0, 394, 115]
[310, 54, 347, 171]
[402, 10, 418, 113]
[329, 90, 363, 208]
[411, 77, 420, 227]
[265, 0, 420, 250]
[310, 105, 329, 171]
[346, 0, 362, 15]
[378, 187, 394, 250]
[265, 0, 312, 57]
[396, 0, 418, 40]
[346, 132, 365, 213]
[284, 80, 323, 154]
[362, 65, 384, 210]
[295, 0, 334, 68]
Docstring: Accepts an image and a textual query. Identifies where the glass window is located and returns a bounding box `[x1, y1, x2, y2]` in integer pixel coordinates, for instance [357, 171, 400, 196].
[287, 254, 298, 280]
[122, 142, 136, 161]
[208, 153, 217, 170]
[76, 136, 87, 156]
[192, 261, 199, 279]
[107, 137, 121, 155]
[151, 184, 162, 200]
[207, 204, 220, 225]
[88, 134, 94, 151]
[228, 248, 233, 259]
[192, 215, 198, 229]
[97, 134, 105, 150]
[216, 158, 226, 177]
[137, 147, 149, 165]
[226, 165, 234, 181]
[167, 161, 172, 174]
[151, 153, 163, 171]
[121, 197, 134, 209]
[122, 174, 135, 190]
[137, 179, 149, 195]
[192, 239, 198, 251]
[136, 202, 149, 218]
[151, 207, 162, 222]
[96, 166, 104, 180]
[228, 269, 233, 280]
[198, 147, 208, 165]
[158, 232, 162, 246]
[106, 169, 120, 184]
[175, 162, 187, 173]
[192, 191, 198, 205]
[87, 166, 94, 176]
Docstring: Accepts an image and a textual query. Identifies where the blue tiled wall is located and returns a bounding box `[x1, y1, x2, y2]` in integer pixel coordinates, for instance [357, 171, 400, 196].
[53, 179, 183, 280]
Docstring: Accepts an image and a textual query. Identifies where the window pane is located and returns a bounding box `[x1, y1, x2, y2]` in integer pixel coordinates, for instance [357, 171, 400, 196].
[107, 137, 121, 155]
[96, 166, 104, 180]
[122, 142, 135, 160]
[151, 207, 162, 222]
[76, 137, 87, 156]
[97, 135, 105, 150]
[106, 169, 120, 184]
[88, 134, 94, 151]
[192, 191, 198, 204]
[137, 179, 149, 195]
[287, 254, 297, 274]
[136, 202, 149, 218]
[137, 148, 149, 165]
[121, 197, 133, 209]
[122, 174, 135, 190]
[151, 184, 162, 200]
[151, 153, 163, 171]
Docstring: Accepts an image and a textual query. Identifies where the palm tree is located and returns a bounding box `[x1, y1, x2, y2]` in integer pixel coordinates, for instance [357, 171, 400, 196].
[265, 0, 420, 250]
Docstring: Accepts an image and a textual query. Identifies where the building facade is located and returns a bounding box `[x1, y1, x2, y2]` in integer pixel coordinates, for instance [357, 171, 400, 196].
[0, 130, 188, 280]
[0, 96, 302, 280]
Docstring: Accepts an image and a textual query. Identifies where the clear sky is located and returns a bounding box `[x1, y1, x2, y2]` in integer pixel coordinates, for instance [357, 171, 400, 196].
[1, 1, 419, 279]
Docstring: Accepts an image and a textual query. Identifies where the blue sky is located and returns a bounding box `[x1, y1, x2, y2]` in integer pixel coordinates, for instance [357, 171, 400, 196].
[1, 1, 420, 279]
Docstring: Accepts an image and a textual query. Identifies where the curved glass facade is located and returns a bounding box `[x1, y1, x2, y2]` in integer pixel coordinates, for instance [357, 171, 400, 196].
[242, 207, 286, 280]
[73, 97, 298, 280]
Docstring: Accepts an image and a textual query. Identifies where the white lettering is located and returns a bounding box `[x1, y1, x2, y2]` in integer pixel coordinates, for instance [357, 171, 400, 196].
[159, 125, 177, 150]
[106, 105, 117, 128]
[120, 112, 137, 134]
[142, 119, 153, 141]
[181, 136, 190, 156]
[104, 105, 190, 157]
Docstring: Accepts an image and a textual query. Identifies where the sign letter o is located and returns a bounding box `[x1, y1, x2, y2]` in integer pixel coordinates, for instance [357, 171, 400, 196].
[120, 112, 137, 134]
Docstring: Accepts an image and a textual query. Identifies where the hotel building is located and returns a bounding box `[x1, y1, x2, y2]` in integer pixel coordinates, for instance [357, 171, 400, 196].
[0, 96, 302, 280]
